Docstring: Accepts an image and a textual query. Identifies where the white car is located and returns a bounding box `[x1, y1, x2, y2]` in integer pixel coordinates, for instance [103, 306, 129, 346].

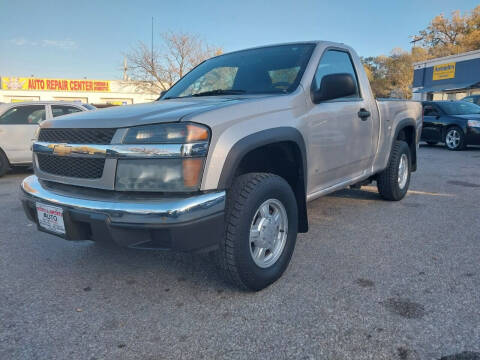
[0, 101, 95, 176]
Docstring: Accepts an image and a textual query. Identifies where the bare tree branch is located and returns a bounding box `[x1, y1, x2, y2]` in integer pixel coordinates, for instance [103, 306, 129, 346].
[123, 32, 221, 95]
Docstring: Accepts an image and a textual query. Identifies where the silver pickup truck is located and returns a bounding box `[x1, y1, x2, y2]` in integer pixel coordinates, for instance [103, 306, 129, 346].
[21, 41, 422, 290]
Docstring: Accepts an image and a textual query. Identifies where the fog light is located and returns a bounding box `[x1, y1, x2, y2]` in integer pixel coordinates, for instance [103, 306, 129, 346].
[115, 158, 204, 192]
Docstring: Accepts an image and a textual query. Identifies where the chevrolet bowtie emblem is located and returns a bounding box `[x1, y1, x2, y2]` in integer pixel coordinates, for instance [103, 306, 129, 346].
[53, 144, 72, 156]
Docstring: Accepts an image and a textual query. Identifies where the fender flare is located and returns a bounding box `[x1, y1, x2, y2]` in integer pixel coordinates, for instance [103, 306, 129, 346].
[217, 127, 309, 232]
[218, 127, 307, 189]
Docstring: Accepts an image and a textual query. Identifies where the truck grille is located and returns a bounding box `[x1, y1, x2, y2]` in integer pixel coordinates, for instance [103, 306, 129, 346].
[38, 128, 116, 144]
[37, 154, 105, 179]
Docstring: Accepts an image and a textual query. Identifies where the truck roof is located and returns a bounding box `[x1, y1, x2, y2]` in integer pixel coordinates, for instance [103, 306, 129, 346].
[212, 40, 347, 58]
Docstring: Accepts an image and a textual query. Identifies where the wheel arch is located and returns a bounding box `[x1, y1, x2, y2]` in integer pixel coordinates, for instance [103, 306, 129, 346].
[393, 118, 417, 172]
[0, 146, 11, 176]
[442, 122, 468, 141]
[218, 127, 308, 233]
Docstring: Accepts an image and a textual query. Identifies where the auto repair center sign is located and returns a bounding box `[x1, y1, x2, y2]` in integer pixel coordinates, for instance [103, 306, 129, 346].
[0, 77, 110, 92]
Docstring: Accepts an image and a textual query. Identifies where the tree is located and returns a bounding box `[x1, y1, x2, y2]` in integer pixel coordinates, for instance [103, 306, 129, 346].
[362, 50, 415, 99]
[124, 32, 222, 95]
[416, 5, 480, 57]
[363, 5, 480, 99]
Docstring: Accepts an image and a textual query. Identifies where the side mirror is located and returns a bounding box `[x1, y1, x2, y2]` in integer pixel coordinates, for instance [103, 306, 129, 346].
[158, 90, 167, 100]
[312, 73, 357, 103]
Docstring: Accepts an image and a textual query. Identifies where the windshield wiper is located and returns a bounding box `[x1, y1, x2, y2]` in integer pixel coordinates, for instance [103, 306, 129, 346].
[163, 89, 246, 100]
[191, 89, 246, 97]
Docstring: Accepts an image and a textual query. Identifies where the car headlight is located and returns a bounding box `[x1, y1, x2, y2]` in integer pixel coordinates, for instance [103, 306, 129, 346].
[122, 123, 209, 144]
[116, 123, 209, 192]
[467, 120, 480, 128]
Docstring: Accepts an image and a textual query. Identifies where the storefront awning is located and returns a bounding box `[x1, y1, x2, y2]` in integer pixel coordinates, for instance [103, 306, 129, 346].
[413, 81, 480, 93]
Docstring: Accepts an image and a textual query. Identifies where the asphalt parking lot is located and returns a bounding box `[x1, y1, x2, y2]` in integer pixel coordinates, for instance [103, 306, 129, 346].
[1, 145, 479, 360]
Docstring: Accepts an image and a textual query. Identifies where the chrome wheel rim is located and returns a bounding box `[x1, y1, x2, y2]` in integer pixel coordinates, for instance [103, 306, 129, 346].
[398, 153, 409, 190]
[249, 199, 288, 269]
[446, 129, 460, 149]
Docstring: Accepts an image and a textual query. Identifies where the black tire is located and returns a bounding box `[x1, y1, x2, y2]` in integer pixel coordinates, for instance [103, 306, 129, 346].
[444, 126, 466, 151]
[377, 140, 411, 201]
[426, 141, 438, 146]
[217, 173, 298, 291]
[0, 150, 10, 177]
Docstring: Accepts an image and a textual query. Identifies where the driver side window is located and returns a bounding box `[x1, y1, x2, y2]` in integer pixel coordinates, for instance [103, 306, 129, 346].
[423, 106, 439, 116]
[312, 50, 360, 98]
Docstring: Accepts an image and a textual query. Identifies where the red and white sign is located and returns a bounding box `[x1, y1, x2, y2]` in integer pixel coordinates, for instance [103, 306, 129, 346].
[36, 203, 65, 234]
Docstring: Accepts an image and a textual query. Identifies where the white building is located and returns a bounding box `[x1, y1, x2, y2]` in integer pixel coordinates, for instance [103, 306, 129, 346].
[0, 76, 159, 105]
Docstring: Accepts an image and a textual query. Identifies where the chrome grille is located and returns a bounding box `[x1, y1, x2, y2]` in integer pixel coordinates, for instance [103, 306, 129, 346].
[37, 154, 105, 179]
[38, 128, 116, 144]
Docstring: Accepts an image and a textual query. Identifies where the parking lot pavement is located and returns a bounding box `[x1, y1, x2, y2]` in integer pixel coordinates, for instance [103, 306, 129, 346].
[0, 145, 479, 360]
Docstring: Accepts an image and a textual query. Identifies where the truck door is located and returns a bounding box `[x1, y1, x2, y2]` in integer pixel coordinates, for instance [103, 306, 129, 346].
[302, 49, 375, 194]
[0, 104, 46, 164]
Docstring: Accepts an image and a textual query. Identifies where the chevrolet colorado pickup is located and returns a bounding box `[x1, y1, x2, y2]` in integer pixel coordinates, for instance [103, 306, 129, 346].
[21, 41, 422, 291]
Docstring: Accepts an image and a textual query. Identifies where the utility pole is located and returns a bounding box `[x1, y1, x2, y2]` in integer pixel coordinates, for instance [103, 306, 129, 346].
[123, 57, 128, 81]
[151, 17, 154, 66]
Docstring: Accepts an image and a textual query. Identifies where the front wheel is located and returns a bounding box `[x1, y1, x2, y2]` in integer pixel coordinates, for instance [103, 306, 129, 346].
[445, 126, 466, 151]
[377, 140, 411, 201]
[217, 173, 298, 291]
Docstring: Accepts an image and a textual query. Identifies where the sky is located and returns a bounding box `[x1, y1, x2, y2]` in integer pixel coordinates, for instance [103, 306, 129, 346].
[0, 0, 479, 80]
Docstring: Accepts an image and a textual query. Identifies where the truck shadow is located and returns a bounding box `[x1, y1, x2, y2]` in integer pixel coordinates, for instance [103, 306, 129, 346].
[75, 240, 238, 293]
[328, 188, 382, 201]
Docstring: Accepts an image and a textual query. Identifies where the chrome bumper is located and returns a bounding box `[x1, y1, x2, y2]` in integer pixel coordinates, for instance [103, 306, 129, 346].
[20, 175, 226, 225]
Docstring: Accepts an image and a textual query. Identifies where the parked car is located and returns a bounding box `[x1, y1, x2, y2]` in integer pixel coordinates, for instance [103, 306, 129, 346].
[20, 41, 422, 290]
[461, 94, 480, 105]
[0, 101, 95, 176]
[421, 100, 480, 150]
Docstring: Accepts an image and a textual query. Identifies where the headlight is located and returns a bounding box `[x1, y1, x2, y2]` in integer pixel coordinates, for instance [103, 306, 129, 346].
[467, 120, 480, 128]
[122, 123, 209, 144]
[116, 123, 209, 192]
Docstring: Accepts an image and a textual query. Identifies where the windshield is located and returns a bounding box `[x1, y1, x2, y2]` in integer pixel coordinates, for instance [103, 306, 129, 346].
[163, 44, 316, 99]
[438, 101, 480, 115]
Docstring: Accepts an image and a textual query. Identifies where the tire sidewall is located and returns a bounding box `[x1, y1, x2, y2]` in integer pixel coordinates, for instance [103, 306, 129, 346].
[230, 176, 298, 290]
[391, 142, 411, 200]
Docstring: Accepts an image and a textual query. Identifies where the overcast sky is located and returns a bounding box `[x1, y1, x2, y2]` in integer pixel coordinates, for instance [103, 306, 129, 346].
[1, 0, 478, 79]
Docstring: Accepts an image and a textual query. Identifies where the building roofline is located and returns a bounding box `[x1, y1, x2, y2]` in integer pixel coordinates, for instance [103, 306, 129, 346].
[414, 49, 480, 69]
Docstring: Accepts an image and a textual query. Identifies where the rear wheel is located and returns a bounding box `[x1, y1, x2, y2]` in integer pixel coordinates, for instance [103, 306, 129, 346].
[0, 150, 10, 177]
[217, 173, 298, 291]
[445, 126, 466, 151]
[377, 140, 411, 201]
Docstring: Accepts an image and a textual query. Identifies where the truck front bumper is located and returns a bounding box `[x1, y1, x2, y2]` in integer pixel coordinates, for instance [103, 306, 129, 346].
[20, 175, 226, 252]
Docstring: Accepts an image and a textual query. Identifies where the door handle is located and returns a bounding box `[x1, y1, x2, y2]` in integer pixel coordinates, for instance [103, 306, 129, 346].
[358, 109, 371, 120]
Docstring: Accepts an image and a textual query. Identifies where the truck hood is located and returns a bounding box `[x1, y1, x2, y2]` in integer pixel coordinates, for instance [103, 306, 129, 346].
[41, 97, 244, 129]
